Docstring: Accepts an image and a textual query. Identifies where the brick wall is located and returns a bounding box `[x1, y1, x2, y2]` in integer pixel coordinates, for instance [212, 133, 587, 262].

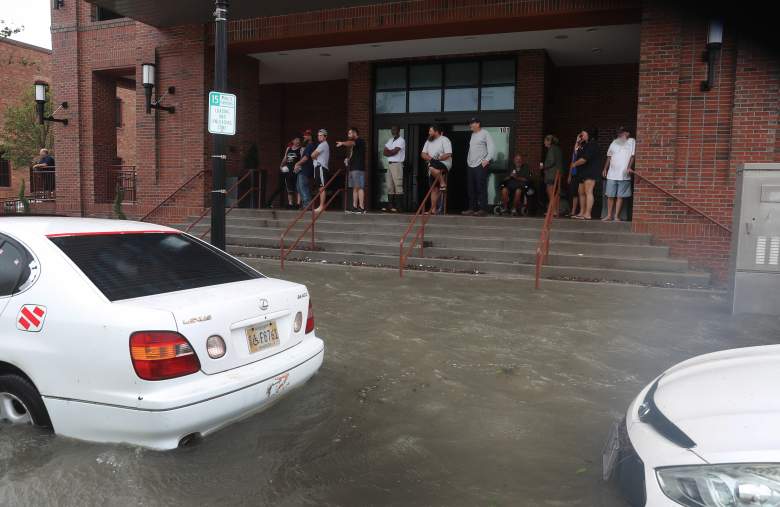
[633, 2, 779, 284]
[0, 39, 52, 200]
[546, 63, 639, 159]
[515, 50, 549, 170]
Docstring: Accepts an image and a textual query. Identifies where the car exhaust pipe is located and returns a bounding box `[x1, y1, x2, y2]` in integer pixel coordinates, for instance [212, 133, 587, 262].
[178, 432, 202, 448]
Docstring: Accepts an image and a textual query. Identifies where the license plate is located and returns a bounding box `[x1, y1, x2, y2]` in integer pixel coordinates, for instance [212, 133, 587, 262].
[245, 321, 280, 354]
[602, 420, 621, 481]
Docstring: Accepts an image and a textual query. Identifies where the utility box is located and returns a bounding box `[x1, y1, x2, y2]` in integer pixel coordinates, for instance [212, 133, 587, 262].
[730, 163, 780, 315]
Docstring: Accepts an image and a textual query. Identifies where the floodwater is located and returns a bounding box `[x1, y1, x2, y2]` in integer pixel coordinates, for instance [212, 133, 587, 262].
[1, 262, 778, 506]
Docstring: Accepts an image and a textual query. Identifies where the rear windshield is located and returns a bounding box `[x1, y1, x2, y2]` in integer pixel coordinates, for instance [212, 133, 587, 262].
[49, 232, 262, 301]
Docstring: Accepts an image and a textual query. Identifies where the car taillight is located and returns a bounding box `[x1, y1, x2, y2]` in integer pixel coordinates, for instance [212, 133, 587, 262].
[305, 300, 315, 334]
[130, 331, 201, 381]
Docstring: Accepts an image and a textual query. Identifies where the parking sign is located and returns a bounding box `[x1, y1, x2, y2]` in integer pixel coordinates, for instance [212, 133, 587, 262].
[208, 91, 236, 135]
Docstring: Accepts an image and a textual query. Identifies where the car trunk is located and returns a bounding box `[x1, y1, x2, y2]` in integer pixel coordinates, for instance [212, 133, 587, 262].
[117, 278, 309, 374]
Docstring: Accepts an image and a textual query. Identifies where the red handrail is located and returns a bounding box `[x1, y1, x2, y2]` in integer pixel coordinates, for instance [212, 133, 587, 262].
[141, 169, 206, 222]
[280, 167, 347, 269]
[399, 172, 445, 277]
[632, 171, 731, 233]
[185, 170, 255, 235]
[534, 171, 562, 289]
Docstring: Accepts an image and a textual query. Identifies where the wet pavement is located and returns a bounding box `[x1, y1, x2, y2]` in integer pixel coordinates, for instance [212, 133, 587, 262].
[1, 262, 779, 506]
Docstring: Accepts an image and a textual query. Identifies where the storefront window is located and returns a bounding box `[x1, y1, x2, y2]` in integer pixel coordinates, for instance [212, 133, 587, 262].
[444, 88, 478, 111]
[375, 91, 407, 114]
[376, 66, 406, 90]
[375, 58, 516, 114]
[480, 86, 515, 110]
[409, 90, 441, 112]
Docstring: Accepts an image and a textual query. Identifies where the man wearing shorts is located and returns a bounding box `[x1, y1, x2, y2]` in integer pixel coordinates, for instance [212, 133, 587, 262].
[311, 129, 331, 214]
[279, 136, 302, 209]
[602, 126, 635, 221]
[382, 126, 406, 212]
[336, 127, 367, 214]
[421, 125, 452, 215]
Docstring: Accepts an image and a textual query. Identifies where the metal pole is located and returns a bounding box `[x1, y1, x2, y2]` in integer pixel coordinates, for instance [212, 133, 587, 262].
[210, 0, 229, 250]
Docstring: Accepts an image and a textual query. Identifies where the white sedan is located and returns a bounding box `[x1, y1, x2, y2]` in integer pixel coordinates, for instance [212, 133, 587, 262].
[604, 345, 780, 506]
[0, 217, 324, 450]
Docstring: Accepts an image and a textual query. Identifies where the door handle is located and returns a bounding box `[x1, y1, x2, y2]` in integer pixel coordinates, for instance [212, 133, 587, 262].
[745, 222, 751, 235]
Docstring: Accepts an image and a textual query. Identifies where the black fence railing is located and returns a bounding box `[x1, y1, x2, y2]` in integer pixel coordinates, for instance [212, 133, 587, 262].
[30, 167, 56, 201]
[96, 165, 137, 203]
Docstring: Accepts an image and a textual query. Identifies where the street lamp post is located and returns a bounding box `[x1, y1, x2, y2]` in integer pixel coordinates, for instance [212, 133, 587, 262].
[210, 0, 229, 250]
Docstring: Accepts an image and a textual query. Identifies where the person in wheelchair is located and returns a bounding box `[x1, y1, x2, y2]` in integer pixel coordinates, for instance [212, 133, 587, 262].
[498, 154, 533, 216]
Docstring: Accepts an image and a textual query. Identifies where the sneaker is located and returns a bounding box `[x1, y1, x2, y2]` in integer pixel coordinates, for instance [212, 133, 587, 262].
[461, 210, 475, 216]
[474, 210, 488, 217]
[499, 207, 509, 215]
[510, 208, 519, 217]
[359, 207, 367, 214]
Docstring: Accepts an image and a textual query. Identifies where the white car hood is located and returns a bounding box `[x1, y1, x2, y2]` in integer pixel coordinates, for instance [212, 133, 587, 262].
[653, 345, 780, 463]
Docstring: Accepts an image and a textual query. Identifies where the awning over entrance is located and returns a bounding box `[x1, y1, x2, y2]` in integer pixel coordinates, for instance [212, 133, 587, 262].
[83, 0, 393, 27]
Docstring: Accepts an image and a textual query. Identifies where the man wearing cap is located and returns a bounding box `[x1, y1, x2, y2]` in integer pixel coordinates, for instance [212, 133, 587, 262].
[293, 129, 316, 207]
[602, 126, 635, 221]
[311, 129, 331, 214]
[465, 118, 496, 216]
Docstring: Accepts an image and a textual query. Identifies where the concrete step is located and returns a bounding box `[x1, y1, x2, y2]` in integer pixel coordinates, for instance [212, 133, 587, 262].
[227, 235, 687, 273]
[226, 208, 635, 232]
[188, 218, 653, 245]
[230, 245, 710, 288]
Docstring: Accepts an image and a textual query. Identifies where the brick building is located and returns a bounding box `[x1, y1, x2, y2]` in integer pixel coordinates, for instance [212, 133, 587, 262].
[44, 0, 779, 283]
[0, 38, 52, 200]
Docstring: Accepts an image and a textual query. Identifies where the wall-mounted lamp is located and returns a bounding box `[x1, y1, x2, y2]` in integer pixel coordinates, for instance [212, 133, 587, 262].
[701, 19, 724, 92]
[35, 82, 68, 126]
[142, 63, 175, 114]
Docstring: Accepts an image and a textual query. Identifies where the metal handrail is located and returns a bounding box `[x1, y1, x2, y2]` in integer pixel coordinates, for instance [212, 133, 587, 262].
[398, 172, 445, 277]
[141, 169, 207, 222]
[534, 171, 562, 289]
[632, 171, 731, 233]
[185, 170, 255, 234]
[280, 167, 347, 270]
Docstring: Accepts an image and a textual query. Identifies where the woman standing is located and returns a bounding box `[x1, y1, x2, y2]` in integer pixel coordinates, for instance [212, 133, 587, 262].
[540, 134, 563, 217]
[571, 127, 600, 220]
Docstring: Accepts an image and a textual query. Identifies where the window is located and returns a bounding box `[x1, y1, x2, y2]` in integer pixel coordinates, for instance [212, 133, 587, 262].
[0, 235, 33, 296]
[0, 157, 9, 187]
[115, 98, 123, 128]
[95, 6, 123, 21]
[49, 233, 262, 301]
[374, 58, 516, 114]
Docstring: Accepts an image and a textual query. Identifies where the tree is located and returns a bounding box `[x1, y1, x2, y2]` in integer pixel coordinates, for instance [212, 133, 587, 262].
[112, 183, 127, 220]
[0, 87, 54, 169]
[1, 20, 24, 38]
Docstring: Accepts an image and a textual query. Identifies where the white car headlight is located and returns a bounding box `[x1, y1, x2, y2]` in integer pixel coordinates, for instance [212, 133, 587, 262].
[657, 464, 780, 506]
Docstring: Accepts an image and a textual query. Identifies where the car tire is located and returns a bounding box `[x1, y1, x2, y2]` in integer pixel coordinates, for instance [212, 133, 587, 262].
[0, 374, 53, 428]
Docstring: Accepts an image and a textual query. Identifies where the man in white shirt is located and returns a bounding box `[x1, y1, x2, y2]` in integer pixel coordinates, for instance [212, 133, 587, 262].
[421, 125, 452, 215]
[465, 118, 496, 216]
[311, 129, 331, 214]
[382, 126, 406, 212]
[601, 126, 636, 221]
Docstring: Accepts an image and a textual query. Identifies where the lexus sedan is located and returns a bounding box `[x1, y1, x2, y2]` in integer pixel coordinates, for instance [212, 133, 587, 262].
[0, 217, 324, 450]
[604, 345, 780, 506]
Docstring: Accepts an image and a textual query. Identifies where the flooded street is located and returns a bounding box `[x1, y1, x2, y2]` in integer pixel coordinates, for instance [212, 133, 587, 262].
[1, 262, 778, 506]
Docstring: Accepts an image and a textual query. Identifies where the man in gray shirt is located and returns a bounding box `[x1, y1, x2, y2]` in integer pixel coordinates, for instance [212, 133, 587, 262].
[464, 118, 496, 216]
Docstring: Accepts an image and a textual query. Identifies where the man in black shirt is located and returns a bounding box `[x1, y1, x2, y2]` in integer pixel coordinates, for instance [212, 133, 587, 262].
[32, 149, 55, 169]
[336, 127, 367, 214]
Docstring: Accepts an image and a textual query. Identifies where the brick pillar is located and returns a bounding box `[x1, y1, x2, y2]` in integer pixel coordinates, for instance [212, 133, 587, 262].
[515, 50, 549, 169]
[348, 62, 371, 205]
[51, 0, 83, 216]
[91, 72, 117, 203]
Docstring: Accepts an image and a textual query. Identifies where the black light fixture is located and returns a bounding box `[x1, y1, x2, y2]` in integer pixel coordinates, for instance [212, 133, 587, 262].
[701, 19, 724, 92]
[34, 81, 68, 126]
[141, 62, 175, 114]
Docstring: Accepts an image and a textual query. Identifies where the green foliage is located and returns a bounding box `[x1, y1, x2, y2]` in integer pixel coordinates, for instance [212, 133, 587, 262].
[1, 20, 24, 38]
[113, 183, 127, 220]
[243, 144, 259, 169]
[18, 179, 30, 214]
[0, 87, 54, 169]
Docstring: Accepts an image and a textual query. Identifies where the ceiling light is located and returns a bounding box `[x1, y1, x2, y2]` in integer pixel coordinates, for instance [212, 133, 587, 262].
[554, 35, 568, 40]
[591, 47, 602, 53]
[277, 53, 289, 56]
[370, 44, 382, 48]
[586, 27, 598, 32]
[319, 53, 332, 57]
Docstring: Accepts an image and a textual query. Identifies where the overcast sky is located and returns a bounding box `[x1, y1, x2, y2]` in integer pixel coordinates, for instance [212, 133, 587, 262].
[1, 0, 52, 50]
